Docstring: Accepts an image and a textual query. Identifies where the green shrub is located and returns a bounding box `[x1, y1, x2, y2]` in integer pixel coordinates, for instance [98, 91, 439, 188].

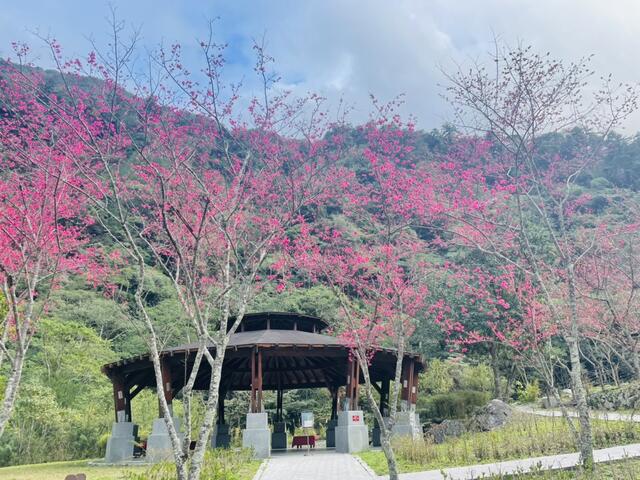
[422, 390, 490, 420]
[422, 359, 454, 394]
[421, 360, 495, 396]
[516, 380, 541, 403]
[459, 364, 494, 393]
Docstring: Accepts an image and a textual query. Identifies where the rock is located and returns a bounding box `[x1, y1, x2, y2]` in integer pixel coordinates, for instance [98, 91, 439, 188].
[542, 396, 559, 409]
[427, 419, 466, 444]
[469, 399, 513, 431]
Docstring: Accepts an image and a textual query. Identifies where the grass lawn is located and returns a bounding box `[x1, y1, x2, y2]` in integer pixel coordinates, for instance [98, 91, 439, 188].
[358, 413, 640, 475]
[0, 460, 142, 480]
[0, 458, 262, 480]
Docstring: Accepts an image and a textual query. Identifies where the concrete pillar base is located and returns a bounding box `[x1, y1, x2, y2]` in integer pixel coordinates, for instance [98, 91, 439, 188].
[211, 423, 231, 449]
[242, 412, 271, 458]
[271, 421, 287, 450]
[326, 419, 337, 448]
[335, 410, 368, 453]
[146, 417, 183, 462]
[105, 422, 137, 463]
[392, 411, 422, 440]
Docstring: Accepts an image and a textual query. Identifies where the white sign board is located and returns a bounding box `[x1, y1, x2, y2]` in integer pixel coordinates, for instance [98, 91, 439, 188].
[301, 411, 314, 428]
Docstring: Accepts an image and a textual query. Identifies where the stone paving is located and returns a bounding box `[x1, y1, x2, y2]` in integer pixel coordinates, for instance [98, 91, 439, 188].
[257, 449, 374, 480]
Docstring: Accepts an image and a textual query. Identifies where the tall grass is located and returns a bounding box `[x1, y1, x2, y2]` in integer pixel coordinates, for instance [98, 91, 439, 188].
[124, 449, 258, 480]
[360, 414, 640, 475]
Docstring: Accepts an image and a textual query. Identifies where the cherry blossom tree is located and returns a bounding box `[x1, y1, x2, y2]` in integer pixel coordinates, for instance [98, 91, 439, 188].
[0, 70, 90, 437]
[290, 107, 453, 480]
[1, 24, 341, 479]
[443, 43, 638, 469]
[429, 259, 549, 399]
[577, 221, 640, 381]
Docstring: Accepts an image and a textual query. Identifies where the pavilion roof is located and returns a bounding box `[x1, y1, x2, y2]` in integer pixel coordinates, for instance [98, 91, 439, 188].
[101, 312, 423, 392]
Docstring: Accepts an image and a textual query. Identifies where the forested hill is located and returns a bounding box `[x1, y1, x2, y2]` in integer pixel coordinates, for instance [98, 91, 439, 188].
[1, 63, 640, 467]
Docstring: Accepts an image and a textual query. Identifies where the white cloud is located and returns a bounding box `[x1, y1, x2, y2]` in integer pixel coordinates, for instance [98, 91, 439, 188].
[1, 0, 639, 130]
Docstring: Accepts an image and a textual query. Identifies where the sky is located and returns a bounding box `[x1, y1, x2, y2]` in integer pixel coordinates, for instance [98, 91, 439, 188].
[1, 0, 640, 131]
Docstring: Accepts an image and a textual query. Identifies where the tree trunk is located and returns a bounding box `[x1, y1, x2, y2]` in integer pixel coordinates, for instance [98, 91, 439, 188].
[490, 342, 502, 399]
[359, 353, 400, 480]
[566, 268, 594, 470]
[188, 350, 225, 480]
[567, 335, 594, 469]
[0, 348, 25, 439]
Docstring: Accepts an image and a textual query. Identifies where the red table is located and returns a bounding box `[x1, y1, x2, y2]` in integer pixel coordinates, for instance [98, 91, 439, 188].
[291, 435, 316, 448]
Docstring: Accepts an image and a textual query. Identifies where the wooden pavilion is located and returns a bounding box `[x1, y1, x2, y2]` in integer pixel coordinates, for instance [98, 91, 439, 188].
[102, 312, 423, 461]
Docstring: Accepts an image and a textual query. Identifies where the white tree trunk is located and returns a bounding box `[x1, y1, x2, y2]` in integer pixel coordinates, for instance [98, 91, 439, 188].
[567, 268, 594, 470]
[187, 350, 225, 480]
[0, 348, 25, 439]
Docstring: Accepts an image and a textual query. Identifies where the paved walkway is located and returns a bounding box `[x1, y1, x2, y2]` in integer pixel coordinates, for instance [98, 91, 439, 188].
[386, 442, 640, 479]
[255, 442, 640, 480]
[256, 449, 373, 480]
[516, 405, 640, 422]
[255, 407, 640, 480]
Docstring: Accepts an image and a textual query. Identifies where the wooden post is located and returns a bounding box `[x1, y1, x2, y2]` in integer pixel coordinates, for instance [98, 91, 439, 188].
[346, 356, 360, 410]
[258, 350, 263, 411]
[250, 348, 264, 413]
[112, 375, 127, 422]
[407, 359, 415, 406]
[218, 390, 226, 425]
[330, 386, 338, 420]
[345, 358, 353, 410]
[159, 358, 173, 418]
[276, 387, 283, 422]
[353, 359, 360, 409]
[411, 361, 419, 406]
[401, 358, 410, 405]
[381, 378, 390, 416]
[250, 349, 257, 413]
[124, 389, 132, 423]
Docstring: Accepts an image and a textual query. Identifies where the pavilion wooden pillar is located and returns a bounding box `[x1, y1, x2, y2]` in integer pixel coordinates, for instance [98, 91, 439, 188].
[276, 387, 284, 422]
[217, 389, 226, 425]
[329, 386, 338, 420]
[250, 348, 264, 413]
[111, 375, 130, 422]
[158, 357, 174, 418]
[411, 360, 419, 406]
[380, 377, 390, 416]
[400, 358, 416, 409]
[346, 356, 360, 410]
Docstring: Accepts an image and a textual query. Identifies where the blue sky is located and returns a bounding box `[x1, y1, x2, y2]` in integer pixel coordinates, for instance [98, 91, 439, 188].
[2, 0, 640, 130]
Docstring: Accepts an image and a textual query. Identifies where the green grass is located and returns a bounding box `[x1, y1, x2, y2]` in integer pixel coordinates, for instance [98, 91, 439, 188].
[0, 457, 261, 480]
[358, 413, 640, 475]
[0, 459, 142, 480]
